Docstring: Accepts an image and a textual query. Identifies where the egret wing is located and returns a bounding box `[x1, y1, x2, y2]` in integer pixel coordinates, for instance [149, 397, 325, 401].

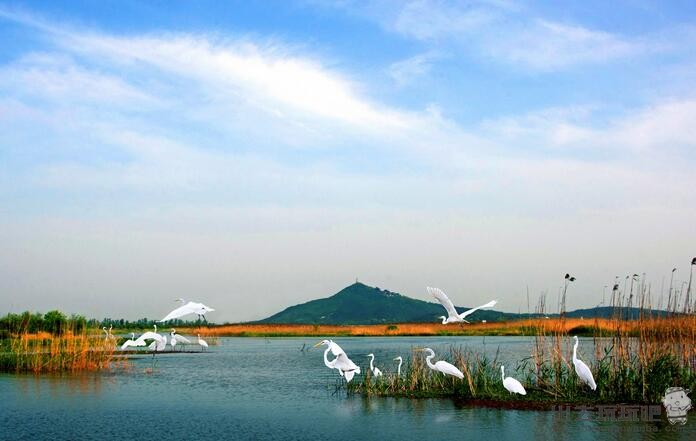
[328, 341, 345, 356]
[159, 302, 198, 322]
[459, 300, 498, 319]
[574, 359, 597, 390]
[134, 332, 162, 345]
[174, 334, 192, 344]
[435, 360, 464, 379]
[504, 377, 527, 395]
[428, 287, 459, 319]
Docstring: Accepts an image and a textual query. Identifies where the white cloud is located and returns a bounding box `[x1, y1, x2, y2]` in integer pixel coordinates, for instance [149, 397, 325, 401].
[388, 51, 441, 86]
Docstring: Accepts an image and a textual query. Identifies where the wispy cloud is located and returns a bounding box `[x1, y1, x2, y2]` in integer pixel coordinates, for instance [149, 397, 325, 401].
[328, 0, 664, 71]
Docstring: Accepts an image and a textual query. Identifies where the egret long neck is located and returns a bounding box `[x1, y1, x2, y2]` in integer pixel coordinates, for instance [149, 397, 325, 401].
[323, 347, 334, 369]
[369, 355, 375, 371]
[425, 351, 436, 370]
[501, 366, 505, 381]
[397, 359, 402, 375]
[573, 340, 578, 361]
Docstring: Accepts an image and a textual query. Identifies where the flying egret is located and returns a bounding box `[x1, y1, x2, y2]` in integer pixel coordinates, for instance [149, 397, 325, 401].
[366, 353, 383, 377]
[572, 336, 597, 390]
[501, 365, 526, 395]
[427, 287, 497, 324]
[313, 340, 361, 382]
[416, 348, 464, 379]
[159, 299, 215, 322]
[197, 334, 209, 351]
[394, 356, 403, 376]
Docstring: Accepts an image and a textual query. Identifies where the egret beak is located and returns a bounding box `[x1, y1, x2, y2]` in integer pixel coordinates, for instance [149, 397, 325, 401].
[312, 341, 324, 348]
[393, 357, 400, 360]
[414, 348, 425, 352]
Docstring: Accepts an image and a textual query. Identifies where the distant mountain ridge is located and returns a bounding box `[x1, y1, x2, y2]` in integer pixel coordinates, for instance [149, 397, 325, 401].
[259, 282, 516, 324]
[257, 282, 667, 325]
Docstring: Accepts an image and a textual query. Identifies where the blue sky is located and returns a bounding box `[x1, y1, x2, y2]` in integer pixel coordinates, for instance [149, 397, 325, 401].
[1, 1, 695, 321]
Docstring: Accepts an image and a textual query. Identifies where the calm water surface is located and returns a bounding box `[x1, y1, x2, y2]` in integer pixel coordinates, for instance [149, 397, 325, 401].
[1, 336, 693, 440]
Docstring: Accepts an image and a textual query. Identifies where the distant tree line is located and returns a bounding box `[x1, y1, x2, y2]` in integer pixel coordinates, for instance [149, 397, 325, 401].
[0, 311, 214, 338]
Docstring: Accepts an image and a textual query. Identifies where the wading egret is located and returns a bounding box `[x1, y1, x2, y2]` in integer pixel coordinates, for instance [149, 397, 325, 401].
[313, 340, 361, 382]
[170, 328, 191, 351]
[394, 356, 403, 376]
[572, 336, 596, 390]
[159, 299, 216, 322]
[427, 287, 497, 324]
[315, 340, 346, 377]
[416, 348, 464, 379]
[501, 365, 526, 395]
[197, 334, 208, 351]
[367, 353, 383, 377]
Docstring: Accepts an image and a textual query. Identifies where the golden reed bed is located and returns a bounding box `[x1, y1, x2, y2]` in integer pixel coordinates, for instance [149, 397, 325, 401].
[180, 316, 695, 337]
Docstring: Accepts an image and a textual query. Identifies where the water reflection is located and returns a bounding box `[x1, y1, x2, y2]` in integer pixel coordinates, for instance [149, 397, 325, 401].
[0, 337, 693, 440]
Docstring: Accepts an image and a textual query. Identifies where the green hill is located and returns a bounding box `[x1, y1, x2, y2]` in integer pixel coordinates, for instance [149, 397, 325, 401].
[257, 282, 511, 324]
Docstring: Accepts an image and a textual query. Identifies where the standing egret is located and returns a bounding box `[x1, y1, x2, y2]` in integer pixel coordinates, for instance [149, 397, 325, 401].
[313, 340, 361, 382]
[170, 329, 191, 351]
[427, 287, 497, 324]
[416, 348, 464, 379]
[366, 353, 383, 377]
[572, 336, 596, 390]
[501, 366, 526, 395]
[314, 340, 346, 377]
[394, 356, 403, 376]
[197, 334, 209, 351]
[159, 299, 215, 322]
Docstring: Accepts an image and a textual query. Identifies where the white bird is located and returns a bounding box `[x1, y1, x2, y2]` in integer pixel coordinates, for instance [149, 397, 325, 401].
[120, 332, 138, 351]
[134, 324, 165, 346]
[149, 334, 167, 352]
[170, 328, 192, 351]
[501, 365, 526, 395]
[367, 353, 383, 377]
[159, 299, 215, 322]
[394, 356, 403, 376]
[427, 287, 497, 324]
[417, 348, 464, 379]
[313, 340, 361, 382]
[315, 339, 346, 377]
[572, 336, 597, 390]
[197, 334, 209, 351]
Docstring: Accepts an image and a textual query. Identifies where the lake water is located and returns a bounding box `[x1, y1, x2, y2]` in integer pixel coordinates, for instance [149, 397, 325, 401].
[1, 336, 693, 440]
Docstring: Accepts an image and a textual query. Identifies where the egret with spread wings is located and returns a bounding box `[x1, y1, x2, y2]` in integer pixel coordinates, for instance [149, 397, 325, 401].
[314, 340, 361, 382]
[427, 287, 497, 324]
[159, 299, 215, 322]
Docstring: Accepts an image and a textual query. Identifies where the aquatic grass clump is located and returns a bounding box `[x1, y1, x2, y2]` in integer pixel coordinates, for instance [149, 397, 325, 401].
[0, 330, 129, 374]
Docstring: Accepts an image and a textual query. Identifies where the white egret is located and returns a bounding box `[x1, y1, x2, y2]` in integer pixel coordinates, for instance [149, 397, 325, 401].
[120, 332, 138, 351]
[366, 353, 383, 377]
[134, 324, 165, 346]
[159, 299, 215, 322]
[197, 334, 209, 351]
[313, 340, 361, 382]
[416, 348, 464, 379]
[572, 336, 597, 390]
[170, 328, 192, 351]
[501, 365, 526, 395]
[314, 340, 346, 377]
[427, 287, 497, 324]
[394, 356, 403, 376]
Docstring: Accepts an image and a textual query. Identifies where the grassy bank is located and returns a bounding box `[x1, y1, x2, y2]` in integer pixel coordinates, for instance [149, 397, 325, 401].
[0, 331, 129, 374]
[176, 317, 678, 337]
